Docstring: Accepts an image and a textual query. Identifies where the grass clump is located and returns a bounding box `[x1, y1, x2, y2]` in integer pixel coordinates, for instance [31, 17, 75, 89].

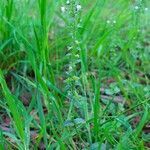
[0, 0, 150, 149]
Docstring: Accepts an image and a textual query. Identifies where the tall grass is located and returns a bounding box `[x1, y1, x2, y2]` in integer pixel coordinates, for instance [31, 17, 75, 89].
[0, 0, 150, 149]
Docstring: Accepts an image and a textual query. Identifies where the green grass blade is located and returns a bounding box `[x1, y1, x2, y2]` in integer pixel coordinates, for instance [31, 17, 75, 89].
[0, 70, 25, 144]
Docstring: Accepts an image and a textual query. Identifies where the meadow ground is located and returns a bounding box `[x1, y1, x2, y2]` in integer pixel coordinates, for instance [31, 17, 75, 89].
[0, 0, 150, 149]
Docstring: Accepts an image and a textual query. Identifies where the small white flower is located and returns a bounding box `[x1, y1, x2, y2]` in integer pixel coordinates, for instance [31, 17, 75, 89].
[69, 66, 73, 71]
[107, 20, 110, 24]
[135, 6, 139, 10]
[66, 0, 70, 5]
[61, 6, 66, 13]
[76, 4, 82, 11]
[113, 20, 116, 24]
[145, 8, 148, 11]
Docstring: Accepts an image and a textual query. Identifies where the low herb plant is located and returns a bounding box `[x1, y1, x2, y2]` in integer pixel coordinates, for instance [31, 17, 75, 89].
[0, 0, 150, 149]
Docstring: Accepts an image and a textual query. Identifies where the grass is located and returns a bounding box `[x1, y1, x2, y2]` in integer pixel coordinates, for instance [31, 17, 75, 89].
[0, 0, 150, 149]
